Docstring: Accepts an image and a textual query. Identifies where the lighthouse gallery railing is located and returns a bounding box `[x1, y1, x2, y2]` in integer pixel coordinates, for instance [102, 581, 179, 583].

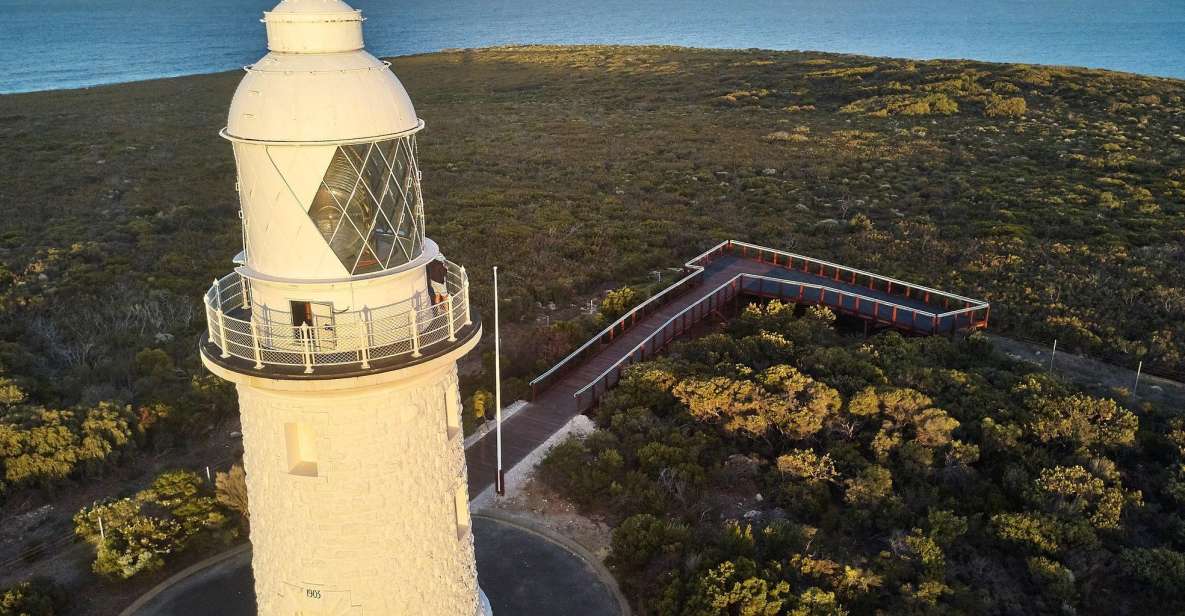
[203, 261, 471, 372]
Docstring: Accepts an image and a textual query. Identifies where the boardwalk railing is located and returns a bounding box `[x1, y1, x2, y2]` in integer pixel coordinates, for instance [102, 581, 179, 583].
[725, 240, 989, 324]
[203, 261, 472, 373]
[573, 276, 743, 411]
[572, 271, 988, 411]
[533, 240, 989, 401]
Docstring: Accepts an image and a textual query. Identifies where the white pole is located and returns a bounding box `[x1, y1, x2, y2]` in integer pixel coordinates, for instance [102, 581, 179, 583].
[1134, 360, 1143, 397]
[206, 466, 212, 483]
[97, 513, 105, 543]
[494, 266, 504, 496]
[1049, 339, 1057, 373]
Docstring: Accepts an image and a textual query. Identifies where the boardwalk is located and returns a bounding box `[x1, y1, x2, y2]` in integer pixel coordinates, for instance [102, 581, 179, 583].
[466, 241, 988, 497]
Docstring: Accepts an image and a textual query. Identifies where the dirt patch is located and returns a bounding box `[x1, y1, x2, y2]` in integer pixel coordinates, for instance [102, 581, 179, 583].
[987, 334, 1185, 409]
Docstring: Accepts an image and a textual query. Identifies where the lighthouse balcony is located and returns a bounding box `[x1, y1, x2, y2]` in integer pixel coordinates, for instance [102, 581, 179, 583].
[201, 260, 476, 376]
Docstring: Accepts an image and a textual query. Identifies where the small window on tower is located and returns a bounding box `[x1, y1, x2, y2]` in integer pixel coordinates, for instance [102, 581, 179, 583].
[445, 389, 460, 441]
[284, 422, 318, 477]
[454, 484, 470, 540]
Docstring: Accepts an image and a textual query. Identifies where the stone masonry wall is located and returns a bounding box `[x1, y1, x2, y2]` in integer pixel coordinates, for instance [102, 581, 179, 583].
[236, 364, 478, 616]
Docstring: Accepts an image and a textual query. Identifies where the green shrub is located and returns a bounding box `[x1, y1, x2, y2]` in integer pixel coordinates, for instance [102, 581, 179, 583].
[0, 578, 66, 616]
[1120, 548, 1185, 596]
[985, 96, 1027, 117]
[74, 470, 237, 579]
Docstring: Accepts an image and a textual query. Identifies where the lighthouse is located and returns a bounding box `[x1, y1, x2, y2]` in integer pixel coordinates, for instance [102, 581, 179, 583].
[199, 0, 488, 614]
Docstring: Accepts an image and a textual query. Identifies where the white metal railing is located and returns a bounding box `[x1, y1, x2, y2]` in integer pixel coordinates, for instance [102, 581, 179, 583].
[203, 261, 471, 373]
[726, 240, 989, 319]
[531, 240, 991, 395]
[572, 270, 989, 410]
[573, 276, 743, 411]
[528, 242, 729, 393]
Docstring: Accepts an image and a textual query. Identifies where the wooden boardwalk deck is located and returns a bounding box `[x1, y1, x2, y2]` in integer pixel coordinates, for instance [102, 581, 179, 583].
[466, 243, 988, 497]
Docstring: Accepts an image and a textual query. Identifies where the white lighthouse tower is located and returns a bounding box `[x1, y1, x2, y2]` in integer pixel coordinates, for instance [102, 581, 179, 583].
[199, 1, 488, 614]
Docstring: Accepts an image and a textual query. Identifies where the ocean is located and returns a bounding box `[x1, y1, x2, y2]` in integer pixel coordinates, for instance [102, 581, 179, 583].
[1, 0, 1182, 94]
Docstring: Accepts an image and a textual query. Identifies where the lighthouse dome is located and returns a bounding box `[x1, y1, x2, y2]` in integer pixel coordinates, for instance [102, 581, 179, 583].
[224, 0, 420, 144]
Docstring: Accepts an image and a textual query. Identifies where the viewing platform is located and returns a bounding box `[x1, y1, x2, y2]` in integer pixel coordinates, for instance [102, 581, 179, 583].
[466, 240, 988, 496]
[199, 259, 478, 379]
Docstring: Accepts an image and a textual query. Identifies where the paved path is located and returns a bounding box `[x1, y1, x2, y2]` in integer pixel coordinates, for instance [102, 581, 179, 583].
[126, 517, 620, 616]
[466, 252, 973, 497]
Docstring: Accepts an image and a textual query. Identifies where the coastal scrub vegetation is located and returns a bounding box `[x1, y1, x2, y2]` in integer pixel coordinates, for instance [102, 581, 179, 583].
[539, 300, 1185, 614]
[0, 44, 1182, 609]
[73, 469, 238, 579]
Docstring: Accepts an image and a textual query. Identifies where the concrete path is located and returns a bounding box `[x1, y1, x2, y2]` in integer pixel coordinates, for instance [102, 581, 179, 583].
[124, 516, 622, 616]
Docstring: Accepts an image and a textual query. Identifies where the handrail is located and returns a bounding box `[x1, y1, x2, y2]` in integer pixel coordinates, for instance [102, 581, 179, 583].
[572, 271, 987, 404]
[533, 240, 990, 399]
[573, 276, 741, 402]
[528, 241, 730, 390]
[727, 240, 986, 308]
[202, 260, 471, 372]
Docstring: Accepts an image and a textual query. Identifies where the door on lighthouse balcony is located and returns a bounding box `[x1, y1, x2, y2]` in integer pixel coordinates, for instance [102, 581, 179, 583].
[290, 301, 336, 352]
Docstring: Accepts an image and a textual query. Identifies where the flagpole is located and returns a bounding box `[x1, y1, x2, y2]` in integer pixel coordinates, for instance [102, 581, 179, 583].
[493, 266, 504, 496]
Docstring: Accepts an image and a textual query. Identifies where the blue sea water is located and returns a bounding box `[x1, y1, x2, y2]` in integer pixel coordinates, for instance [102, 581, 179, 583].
[1, 0, 1182, 94]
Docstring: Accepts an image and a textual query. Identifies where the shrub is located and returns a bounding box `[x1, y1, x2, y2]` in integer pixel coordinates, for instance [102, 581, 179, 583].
[74, 470, 236, 579]
[985, 96, 1027, 117]
[215, 464, 249, 526]
[1120, 548, 1185, 596]
[600, 286, 644, 322]
[0, 578, 67, 616]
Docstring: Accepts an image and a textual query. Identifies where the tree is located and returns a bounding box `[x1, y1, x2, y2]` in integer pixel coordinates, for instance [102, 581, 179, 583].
[985, 96, 1027, 117]
[1120, 548, 1185, 596]
[684, 559, 790, 616]
[843, 466, 893, 507]
[759, 366, 841, 440]
[1034, 465, 1138, 530]
[74, 469, 236, 579]
[469, 389, 494, 422]
[216, 464, 249, 525]
[0, 578, 66, 616]
[1026, 394, 1137, 452]
[600, 287, 644, 322]
[607, 514, 689, 597]
[777, 449, 838, 484]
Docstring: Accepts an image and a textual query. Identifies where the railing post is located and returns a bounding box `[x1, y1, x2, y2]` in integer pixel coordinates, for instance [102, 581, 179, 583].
[240, 273, 250, 310]
[358, 314, 372, 370]
[249, 320, 264, 369]
[301, 323, 314, 373]
[446, 295, 457, 342]
[461, 267, 472, 326]
[213, 279, 231, 359]
[411, 309, 422, 358]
